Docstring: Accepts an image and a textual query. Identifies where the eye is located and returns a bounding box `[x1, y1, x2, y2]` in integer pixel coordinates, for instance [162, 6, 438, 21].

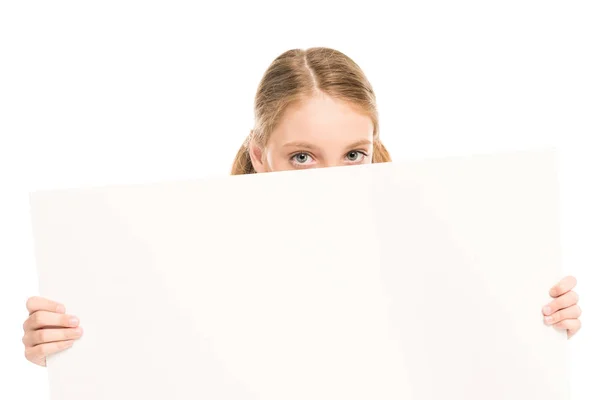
[291, 152, 314, 165]
[345, 150, 367, 163]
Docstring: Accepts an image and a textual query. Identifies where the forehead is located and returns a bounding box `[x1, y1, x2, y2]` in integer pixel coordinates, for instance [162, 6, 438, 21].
[269, 93, 374, 147]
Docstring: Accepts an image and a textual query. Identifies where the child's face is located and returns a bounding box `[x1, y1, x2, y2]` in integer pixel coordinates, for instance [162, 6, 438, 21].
[249, 93, 374, 173]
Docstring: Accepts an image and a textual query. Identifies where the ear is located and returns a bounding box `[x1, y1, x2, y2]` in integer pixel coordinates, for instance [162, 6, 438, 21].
[248, 132, 267, 173]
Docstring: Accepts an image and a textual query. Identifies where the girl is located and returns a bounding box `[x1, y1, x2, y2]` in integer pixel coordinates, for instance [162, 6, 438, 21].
[22, 47, 583, 367]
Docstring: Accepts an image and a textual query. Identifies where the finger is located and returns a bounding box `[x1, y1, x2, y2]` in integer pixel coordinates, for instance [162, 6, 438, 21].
[25, 340, 75, 367]
[543, 305, 582, 325]
[22, 327, 83, 347]
[542, 291, 579, 316]
[553, 319, 582, 339]
[23, 311, 79, 331]
[549, 276, 577, 298]
[26, 297, 65, 315]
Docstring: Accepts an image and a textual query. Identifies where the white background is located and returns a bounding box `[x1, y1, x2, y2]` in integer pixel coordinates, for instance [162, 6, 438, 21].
[0, 1, 598, 399]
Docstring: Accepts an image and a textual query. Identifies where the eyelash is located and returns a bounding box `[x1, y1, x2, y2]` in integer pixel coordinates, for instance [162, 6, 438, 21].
[289, 150, 369, 166]
[346, 150, 368, 161]
[290, 152, 315, 167]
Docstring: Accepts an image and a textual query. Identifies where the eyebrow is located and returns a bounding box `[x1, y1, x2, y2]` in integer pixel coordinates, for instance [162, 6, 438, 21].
[344, 139, 373, 150]
[282, 141, 319, 151]
[282, 139, 373, 151]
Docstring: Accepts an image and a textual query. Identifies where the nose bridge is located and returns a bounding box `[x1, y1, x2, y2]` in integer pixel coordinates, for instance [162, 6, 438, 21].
[322, 158, 343, 168]
[320, 151, 343, 168]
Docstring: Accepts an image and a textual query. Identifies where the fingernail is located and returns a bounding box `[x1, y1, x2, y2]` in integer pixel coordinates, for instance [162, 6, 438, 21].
[56, 304, 66, 313]
[543, 306, 552, 315]
[69, 317, 79, 327]
[544, 316, 553, 324]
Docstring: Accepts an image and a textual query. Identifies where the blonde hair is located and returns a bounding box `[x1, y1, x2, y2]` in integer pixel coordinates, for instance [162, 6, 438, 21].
[231, 47, 391, 175]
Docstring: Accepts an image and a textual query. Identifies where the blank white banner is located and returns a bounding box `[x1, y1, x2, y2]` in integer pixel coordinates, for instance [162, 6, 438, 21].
[29, 149, 568, 400]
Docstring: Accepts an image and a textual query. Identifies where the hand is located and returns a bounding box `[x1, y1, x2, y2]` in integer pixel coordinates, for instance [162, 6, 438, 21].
[22, 297, 83, 366]
[542, 276, 582, 339]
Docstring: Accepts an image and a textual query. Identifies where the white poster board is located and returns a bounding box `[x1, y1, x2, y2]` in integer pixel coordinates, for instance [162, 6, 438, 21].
[29, 150, 568, 400]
